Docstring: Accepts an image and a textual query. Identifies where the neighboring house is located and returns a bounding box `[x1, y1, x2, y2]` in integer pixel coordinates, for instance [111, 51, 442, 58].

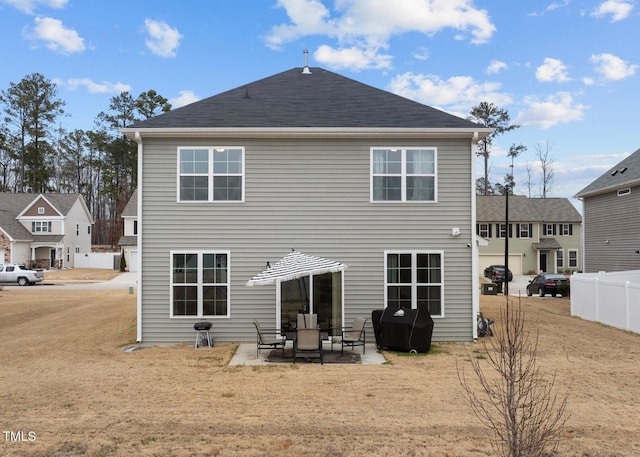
[575, 147, 640, 272]
[0, 193, 94, 268]
[476, 195, 582, 275]
[117, 189, 138, 272]
[121, 66, 492, 345]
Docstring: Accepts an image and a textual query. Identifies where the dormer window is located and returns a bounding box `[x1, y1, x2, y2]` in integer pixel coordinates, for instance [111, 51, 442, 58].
[32, 221, 52, 232]
[38, 207, 45, 214]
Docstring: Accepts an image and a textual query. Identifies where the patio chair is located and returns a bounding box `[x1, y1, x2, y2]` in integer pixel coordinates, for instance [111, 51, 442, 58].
[293, 327, 324, 364]
[252, 320, 286, 358]
[296, 313, 317, 329]
[332, 317, 367, 355]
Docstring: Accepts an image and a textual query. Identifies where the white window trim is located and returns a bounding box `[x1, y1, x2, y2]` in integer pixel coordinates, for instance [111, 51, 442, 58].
[478, 223, 490, 238]
[177, 146, 245, 203]
[32, 221, 52, 233]
[370, 147, 438, 203]
[383, 250, 445, 318]
[519, 224, 530, 238]
[561, 224, 571, 236]
[170, 250, 231, 318]
[568, 249, 578, 268]
[544, 224, 554, 236]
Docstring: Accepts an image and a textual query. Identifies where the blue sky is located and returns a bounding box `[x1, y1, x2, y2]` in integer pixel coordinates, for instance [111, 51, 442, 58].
[1, 0, 638, 204]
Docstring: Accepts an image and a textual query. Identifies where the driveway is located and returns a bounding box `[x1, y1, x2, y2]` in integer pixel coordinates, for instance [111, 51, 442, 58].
[4, 272, 138, 291]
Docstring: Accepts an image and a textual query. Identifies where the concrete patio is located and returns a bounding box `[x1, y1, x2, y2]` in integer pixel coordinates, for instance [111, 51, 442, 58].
[229, 341, 386, 365]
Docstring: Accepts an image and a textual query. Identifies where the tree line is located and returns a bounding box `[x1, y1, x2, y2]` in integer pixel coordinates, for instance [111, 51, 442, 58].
[0, 73, 170, 245]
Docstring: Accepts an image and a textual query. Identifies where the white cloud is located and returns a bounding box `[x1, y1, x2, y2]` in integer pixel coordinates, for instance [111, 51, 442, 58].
[1, 0, 67, 14]
[314, 44, 392, 70]
[535, 58, 571, 83]
[25, 16, 85, 54]
[591, 0, 633, 22]
[264, 0, 496, 70]
[546, 0, 570, 12]
[486, 60, 507, 74]
[63, 78, 131, 94]
[143, 18, 182, 58]
[590, 53, 638, 80]
[169, 90, 200, 108]
[389, 72, 512, 112]
[412, 46, 429, 61]
[518, 92, 587, 129]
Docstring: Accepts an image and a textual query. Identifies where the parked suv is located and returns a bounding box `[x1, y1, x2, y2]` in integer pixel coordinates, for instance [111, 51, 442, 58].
[483, 265, 513, 282]
[526, 274, 569, 297]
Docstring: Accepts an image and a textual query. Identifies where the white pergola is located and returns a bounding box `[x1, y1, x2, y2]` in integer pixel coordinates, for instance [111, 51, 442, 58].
[246, 250, 347, 286]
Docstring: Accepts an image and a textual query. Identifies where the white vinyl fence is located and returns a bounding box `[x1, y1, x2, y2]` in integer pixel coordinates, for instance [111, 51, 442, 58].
[75, 252, 120, 270]
[571, 270, 640, 334]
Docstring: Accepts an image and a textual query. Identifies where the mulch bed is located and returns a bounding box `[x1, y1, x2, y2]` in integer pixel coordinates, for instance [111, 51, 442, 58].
[265, 348, 361, 364]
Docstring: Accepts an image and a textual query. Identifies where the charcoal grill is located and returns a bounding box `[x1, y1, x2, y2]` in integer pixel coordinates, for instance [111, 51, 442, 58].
[194, 322, 213, 348]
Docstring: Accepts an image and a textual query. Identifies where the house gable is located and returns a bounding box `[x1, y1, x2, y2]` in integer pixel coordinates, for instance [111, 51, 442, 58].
[19, 195, 63, 217]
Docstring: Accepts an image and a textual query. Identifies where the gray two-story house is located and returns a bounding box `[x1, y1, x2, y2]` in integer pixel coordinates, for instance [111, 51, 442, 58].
[575, 147, 640, 272]
[121, 66, 491, 344]
[477, 195, 582, 275]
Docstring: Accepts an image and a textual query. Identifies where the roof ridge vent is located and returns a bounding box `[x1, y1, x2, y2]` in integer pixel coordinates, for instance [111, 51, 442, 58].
[302, 50, 312, 74]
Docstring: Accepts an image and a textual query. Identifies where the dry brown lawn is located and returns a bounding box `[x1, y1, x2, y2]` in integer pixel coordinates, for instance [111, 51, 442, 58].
[1, 272, 640, 456]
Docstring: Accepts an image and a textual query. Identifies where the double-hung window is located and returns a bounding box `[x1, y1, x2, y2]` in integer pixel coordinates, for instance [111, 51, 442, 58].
[568, 249, 578, 268]
[32, 221, 52, 233]
[170, 251, 230, 318]
[178, 147, 244, 202]
[557, 249, 564, 269]
[478, 223, 490, 238]
[384, 251, 443, 317]
[371, 148, 436, 202]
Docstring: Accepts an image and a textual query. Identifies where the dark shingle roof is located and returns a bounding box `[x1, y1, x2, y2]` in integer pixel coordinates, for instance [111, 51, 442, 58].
[477, 195, 581, 223]
[128, 67, 484, 130]
[575, 148, 640, 198]
[121, 189, 137, 217]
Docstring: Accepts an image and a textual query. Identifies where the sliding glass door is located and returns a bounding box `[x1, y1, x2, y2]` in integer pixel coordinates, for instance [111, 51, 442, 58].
[280, 272, 343, 338]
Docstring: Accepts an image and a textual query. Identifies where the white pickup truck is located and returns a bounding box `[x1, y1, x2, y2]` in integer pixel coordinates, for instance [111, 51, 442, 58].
[0, 264, 45, 286]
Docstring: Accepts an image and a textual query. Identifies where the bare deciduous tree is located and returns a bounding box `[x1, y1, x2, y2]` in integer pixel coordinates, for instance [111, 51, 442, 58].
[535, 141, 555, 198]
[523, 161, 534, 198]
[458, 299, 569, 457]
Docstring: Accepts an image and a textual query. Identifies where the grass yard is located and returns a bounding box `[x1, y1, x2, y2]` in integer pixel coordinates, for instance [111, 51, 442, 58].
[1, 273, 640, 456]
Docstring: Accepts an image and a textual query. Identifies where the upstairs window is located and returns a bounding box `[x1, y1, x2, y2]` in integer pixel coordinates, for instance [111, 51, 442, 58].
[32, 221, 51, 233]
[178, 147, 244, 202]
[477, 223, 490, 238]
[371, 148, 436, 202]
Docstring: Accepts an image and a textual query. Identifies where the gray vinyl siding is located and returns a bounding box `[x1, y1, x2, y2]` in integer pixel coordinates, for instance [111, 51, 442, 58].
[582, 186, 640, 272]
[140, 137, 475, 343]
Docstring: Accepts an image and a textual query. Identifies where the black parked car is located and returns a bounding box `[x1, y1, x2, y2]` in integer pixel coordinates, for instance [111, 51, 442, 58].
[483, 265, 513, 282]
[526, 274, 569, 297]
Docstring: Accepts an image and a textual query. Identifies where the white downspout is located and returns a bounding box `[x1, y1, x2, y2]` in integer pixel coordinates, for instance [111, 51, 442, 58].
[135, 131, 143, 343]
[471, 131, 479, 340]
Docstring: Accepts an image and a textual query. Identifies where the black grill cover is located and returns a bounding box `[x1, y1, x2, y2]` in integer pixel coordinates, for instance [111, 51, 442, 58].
[372, 307, 434, 353]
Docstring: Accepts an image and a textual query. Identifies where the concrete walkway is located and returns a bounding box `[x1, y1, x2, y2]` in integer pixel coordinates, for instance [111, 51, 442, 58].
[229, 342, 386, 366]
